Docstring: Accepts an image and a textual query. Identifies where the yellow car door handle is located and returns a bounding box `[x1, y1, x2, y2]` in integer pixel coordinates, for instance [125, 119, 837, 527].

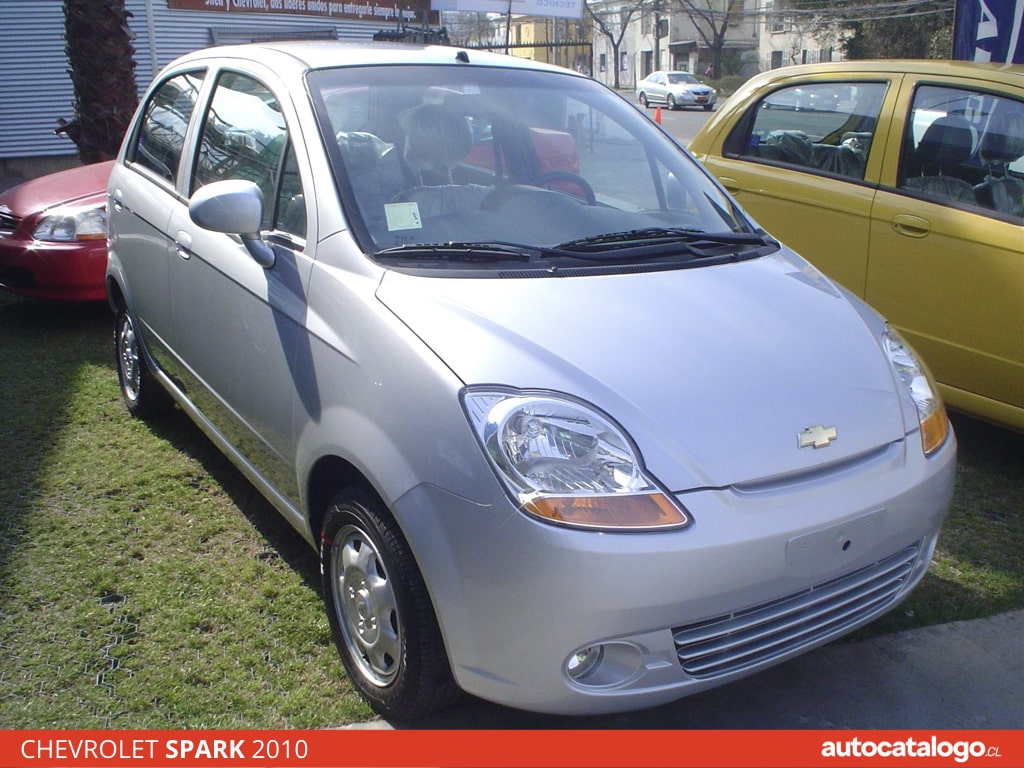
[717, 176, 740, 193]
[891, 214, 931, 238]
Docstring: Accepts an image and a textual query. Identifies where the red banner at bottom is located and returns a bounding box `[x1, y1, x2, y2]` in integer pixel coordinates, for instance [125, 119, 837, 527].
[0, 730, 1020, 768]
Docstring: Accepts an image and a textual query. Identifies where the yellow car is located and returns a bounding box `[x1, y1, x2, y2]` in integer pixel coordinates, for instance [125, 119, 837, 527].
[690, 60, 1024, 432]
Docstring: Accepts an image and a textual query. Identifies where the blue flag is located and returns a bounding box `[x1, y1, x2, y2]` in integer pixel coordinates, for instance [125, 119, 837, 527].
[954, 0, 1024, 62]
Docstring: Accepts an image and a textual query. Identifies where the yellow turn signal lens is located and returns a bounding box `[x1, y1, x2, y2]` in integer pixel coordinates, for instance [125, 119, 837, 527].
[524, 492, 689, 530]
[921, 403, 950, 457]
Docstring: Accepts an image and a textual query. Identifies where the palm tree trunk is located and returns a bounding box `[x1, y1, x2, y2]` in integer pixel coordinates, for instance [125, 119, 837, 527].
[60, 0, 138, 163]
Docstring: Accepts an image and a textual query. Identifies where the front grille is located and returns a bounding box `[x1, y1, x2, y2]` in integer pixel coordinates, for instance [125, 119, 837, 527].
[0, 209, 19, 237]
[673, 544, 920, 679]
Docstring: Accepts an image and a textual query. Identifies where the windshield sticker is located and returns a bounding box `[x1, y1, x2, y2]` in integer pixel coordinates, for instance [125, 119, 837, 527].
[385, 202, 422, 231]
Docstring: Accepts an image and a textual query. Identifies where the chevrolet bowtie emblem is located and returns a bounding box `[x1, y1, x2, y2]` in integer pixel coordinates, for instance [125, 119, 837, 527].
[799, 425, 838, 449]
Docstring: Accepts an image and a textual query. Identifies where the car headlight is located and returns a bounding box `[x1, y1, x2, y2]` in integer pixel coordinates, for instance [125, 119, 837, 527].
[462, 389, 689, 531]
[32, 205, 107, 242]
[883, 327, 950, 456]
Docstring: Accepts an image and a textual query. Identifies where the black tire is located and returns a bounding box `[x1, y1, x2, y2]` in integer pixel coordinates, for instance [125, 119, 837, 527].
[114, 306, 170, 419]
[639, 92, 649, 108]
[667, 94, 677, 110]
[320, 486, 459, 721]
[703, 104, 714, 112]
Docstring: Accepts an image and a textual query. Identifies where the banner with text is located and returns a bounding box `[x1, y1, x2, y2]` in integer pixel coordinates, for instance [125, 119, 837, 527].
[168, 0, 434, 27]
[1, 729, 1022, 768]
[953, 0, 1024, 62]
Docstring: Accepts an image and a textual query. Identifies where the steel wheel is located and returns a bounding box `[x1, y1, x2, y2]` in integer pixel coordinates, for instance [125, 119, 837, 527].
[114, 306, 169, 419]
[331, 523, 402, 687]
[117, 310, 142, 406]
[320, 487, 459, 719]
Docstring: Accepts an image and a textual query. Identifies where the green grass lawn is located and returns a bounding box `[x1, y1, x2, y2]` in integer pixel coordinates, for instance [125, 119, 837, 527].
[0, 292, 1020, 727]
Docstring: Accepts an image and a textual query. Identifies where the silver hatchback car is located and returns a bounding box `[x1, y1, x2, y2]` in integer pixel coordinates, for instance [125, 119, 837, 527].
[106, 42, 955, 720]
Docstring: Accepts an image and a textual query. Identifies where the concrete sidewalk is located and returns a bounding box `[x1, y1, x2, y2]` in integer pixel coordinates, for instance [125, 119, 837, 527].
[347, 610, 1023, 730]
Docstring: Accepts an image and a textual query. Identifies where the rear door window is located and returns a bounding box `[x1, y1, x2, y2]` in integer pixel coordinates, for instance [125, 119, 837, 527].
[129, 71, 205, 184]
[898, 85, 1024, 220]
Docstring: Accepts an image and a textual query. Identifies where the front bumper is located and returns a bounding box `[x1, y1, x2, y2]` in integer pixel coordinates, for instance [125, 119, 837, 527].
[393, 432, 956, 715]
[0, 238, 108, 301]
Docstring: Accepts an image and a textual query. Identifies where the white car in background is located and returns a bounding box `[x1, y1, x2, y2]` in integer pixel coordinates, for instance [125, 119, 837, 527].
[637, 70, 717, 111]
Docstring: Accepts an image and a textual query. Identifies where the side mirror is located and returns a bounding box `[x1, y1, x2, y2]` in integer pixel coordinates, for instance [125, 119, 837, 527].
[188, 179, 275, 268]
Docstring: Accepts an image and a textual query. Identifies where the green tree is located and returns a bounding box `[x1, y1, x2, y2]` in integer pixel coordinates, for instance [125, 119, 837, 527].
[787, 0, 955, 60]
[59, 0, 139, 163]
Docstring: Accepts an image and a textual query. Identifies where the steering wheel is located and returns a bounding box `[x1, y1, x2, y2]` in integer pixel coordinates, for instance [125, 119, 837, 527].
[530, 171, 597, 205]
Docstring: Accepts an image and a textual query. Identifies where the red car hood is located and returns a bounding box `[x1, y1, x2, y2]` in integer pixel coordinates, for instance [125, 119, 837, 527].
[0, 160, 113, 214]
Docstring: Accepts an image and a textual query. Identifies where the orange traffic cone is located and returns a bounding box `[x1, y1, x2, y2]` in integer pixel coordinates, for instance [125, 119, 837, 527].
[654, 106, 663, 124]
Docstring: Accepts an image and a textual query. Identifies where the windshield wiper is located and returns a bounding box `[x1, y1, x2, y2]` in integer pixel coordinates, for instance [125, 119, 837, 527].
[374, 231, 777, 268]
[555, 227, 775, 253]
[374, 242, 539, 263]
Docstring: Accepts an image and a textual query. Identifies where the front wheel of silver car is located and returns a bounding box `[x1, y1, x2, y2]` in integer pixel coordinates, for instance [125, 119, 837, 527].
[114, 307, 169, 420]
[320, 486, 459, 720]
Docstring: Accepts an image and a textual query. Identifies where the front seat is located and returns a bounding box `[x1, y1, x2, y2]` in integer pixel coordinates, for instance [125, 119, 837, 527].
[393, 104, 489, 218]
[901, 115, 976, 203]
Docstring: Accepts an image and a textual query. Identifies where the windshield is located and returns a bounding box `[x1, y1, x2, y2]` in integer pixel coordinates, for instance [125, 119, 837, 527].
[667, 73, 699, 85]
[308, 64, 754, 268]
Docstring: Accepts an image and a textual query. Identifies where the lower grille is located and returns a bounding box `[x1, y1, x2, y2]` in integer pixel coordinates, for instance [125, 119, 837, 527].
[673, 544, 920, 679]
[0, 265, 36, 289]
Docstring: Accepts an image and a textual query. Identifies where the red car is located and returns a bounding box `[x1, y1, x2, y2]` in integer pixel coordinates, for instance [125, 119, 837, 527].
[0, 160, 112, 301]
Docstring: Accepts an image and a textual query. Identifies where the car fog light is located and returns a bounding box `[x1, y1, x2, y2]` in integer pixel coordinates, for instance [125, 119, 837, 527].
[564, 642, 644, 688]
[566, 646, 604, 682]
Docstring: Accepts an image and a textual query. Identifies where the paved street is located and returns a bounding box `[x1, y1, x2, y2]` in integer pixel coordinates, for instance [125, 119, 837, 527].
[638, 101, 717, 146]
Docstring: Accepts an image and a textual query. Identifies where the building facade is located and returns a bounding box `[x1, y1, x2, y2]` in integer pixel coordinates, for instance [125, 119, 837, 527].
[589, 0, 843, 92]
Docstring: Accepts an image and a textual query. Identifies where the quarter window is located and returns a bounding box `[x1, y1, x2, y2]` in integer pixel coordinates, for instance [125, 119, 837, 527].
[731, 81, 887, 181]
[130, 71, 205, 183]
[898, 85, 1024, 220]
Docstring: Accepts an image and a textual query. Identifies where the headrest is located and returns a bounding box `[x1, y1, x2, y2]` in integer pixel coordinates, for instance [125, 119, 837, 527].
[399, 104, 472, 173]
[979, 106, 1024, 165]
[916, 115, 972, 172]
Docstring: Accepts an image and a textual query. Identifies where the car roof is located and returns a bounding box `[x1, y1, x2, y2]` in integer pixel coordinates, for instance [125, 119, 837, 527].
[743, 59, 1024, 85]
[164, 41, 579, 79]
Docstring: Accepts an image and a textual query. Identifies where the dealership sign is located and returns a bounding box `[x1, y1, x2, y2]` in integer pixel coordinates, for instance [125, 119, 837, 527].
[953, 0, 1024, 63]
[167, 0, 432, 25]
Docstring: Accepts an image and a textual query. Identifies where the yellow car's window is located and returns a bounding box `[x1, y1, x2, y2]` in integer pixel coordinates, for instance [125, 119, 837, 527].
[736, 82, 887, 181]
[898, 85, 1024, 221]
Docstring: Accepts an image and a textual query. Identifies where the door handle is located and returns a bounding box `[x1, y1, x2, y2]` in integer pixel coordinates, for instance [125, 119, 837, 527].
[891, 214, 930, 238]
[174, 230, 192, 260]
[717, 176, 740, 193]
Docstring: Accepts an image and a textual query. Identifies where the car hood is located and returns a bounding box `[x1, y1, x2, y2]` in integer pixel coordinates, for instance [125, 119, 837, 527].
[0, 160, 113, 214]
[376, 252, 907, 491]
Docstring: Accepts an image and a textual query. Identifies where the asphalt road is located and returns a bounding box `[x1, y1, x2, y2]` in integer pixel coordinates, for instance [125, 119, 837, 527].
[634, 100, 716, 146]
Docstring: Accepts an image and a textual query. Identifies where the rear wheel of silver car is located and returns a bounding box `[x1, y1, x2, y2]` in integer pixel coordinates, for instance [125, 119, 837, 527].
[114, 307, 169, 419]
[639, 92, 649, 108]
[320, 486, 459, 720]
